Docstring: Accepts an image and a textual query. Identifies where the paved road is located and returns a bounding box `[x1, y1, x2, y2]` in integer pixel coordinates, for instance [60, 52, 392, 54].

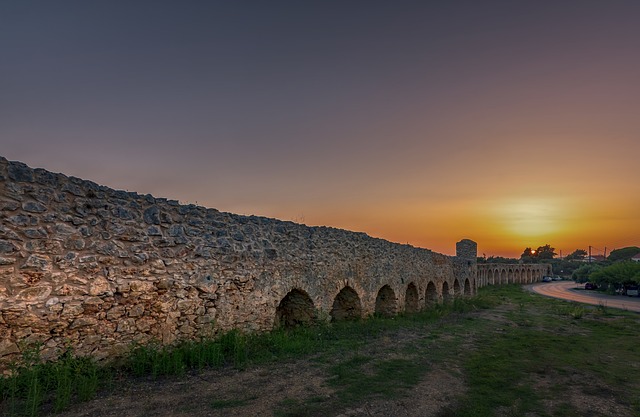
[527, 281, 640, 313]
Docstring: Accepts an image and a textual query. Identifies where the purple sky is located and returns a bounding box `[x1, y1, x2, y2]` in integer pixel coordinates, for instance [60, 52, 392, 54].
[2, 1, 639, 256]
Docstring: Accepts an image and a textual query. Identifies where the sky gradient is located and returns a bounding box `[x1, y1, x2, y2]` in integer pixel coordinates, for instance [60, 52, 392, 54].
[2, 1, 639, 257]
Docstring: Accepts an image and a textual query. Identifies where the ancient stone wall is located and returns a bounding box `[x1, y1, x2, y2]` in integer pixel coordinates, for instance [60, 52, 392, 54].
[0, 156, 476, 369]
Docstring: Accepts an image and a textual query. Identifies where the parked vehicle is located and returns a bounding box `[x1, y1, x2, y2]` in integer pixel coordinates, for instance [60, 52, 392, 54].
[626, 285, 639, 297]
[552, 276, 562, 281]
[542, 276, 553, 282]
[584, 282, 598, 290]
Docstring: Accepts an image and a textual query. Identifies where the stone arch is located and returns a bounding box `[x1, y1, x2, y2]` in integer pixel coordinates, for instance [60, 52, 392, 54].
[375, 285, 397, 317]
[464, 278, 472, 296]
[330, 286, 362, 321]
[500, 269, 507, 285]
[275, 289, 316, 328]
[405, 282, 419, 313]
[442, 281, 452, 303]
[425, 281, 438, 307]
[453, 279, 462, 296]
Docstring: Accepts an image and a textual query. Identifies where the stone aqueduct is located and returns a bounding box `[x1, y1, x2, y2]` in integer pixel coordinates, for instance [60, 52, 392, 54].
[0, 157, 551, 368]
[476, 263, 551, 287]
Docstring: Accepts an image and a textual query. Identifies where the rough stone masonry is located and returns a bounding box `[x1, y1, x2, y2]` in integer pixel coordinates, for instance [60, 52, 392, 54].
[0, 156, 477, 370]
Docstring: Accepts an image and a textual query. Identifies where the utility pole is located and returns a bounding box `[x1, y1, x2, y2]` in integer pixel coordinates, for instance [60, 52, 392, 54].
[604, 247, 607, 258]
[589, 246, 592, 263]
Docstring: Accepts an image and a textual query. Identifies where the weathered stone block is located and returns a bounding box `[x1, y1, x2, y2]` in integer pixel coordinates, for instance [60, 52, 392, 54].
[70, 317, 98, 329]
[127, 304, 145, 317]
[89, 276, 112, 296]
[22, 254, 52, 271]
[0, 200, 21, 211]
[8, 162, 35, 182]
[22, 201, 47, 213]
[16, 286, 52, 301]
[0, 257, 15, 265]
[0, 340, 20, 357]
[0, 240, 19, 254]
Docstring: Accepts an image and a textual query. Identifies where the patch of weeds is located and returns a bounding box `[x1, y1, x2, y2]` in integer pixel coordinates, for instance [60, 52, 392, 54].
[452, 330, 546, 416]
[210, 396, 256, 409]
[595, 301, 609, 315]
[328, 356, 425, 404]
[274, 398, 316, 417]
[552, 402, 582, 417]
[569, 306, 585, 319]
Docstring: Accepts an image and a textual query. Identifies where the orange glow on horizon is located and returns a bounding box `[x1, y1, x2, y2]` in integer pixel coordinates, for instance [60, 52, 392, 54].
[262, 190, 639, 260]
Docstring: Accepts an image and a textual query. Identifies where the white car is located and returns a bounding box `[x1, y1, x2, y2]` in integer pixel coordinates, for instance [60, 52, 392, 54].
[542, 276, 553, 282]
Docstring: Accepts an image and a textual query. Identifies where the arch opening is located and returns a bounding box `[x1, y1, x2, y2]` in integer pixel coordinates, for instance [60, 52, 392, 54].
[374, 285, 397, 317]
[453, 279, 461, 296]
[464, 278, 472, 296]
[425, 281, 438, 307]
[275, 289, 316, 328]
[330, 286, 362, 321]
[442, 281, 451, 303]
[405, 283, 419, 313]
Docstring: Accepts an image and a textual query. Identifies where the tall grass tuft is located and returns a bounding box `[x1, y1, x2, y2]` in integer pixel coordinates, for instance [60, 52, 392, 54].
[0, 346, 102, 417]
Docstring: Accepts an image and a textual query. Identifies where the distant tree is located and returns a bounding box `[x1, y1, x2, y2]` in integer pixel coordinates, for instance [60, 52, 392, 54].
[590, 262, 640, 289]
[535, 244, 557, 260]
[521, 247, 535, 258]
[548, 258, 583, 277]
[565, 249, 587, 261]
[608, 246, 640, 262]
[572, 263, 602, 283]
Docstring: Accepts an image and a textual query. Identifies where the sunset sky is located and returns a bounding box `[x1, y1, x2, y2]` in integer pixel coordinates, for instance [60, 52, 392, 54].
[1, 1, 639, 258]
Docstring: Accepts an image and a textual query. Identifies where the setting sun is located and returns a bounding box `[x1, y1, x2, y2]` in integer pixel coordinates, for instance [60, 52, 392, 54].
[491, 197, 569, 240]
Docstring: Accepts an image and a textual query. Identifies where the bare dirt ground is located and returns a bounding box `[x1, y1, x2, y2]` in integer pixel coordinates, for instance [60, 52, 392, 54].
[48, 358, 464, 417]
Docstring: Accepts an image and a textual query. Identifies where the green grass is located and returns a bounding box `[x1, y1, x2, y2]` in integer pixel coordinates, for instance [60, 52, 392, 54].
[1, 285, 638, 417]
[210, 396, 256, 409]
[447, 287, 640, 417]
[329, 356, 424, 402]
[0, 348, 104, 417]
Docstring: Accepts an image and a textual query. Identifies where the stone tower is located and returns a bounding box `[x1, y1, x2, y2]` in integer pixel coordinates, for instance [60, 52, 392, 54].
[456, 239, 477, 263]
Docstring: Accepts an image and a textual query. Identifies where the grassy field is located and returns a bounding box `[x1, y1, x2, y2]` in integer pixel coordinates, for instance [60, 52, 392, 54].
[1, 285, 639, 417]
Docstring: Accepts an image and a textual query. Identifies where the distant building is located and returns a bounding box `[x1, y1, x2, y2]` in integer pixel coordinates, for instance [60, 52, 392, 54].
[632, 253, 640, 263]
[582, 255, 607, 262]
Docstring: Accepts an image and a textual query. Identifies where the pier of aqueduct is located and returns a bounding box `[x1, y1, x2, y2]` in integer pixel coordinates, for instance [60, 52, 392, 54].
[0, 156, 551, 368]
